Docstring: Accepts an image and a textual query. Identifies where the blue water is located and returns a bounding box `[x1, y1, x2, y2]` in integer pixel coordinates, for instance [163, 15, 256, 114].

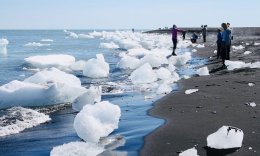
[0, 30, 206, 156]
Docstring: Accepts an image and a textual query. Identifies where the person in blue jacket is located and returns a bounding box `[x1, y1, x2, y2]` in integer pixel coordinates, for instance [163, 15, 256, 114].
[221, 23, 231, 67]
[216, 29, 222, 59]
[191, 32, 198, 43]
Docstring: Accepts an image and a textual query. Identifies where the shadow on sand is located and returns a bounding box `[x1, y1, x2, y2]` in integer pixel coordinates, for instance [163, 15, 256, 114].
[203, 146, 240, 156]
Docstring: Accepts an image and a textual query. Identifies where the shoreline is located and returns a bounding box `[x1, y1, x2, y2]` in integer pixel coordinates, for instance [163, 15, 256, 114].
[141, 33, 260, 155]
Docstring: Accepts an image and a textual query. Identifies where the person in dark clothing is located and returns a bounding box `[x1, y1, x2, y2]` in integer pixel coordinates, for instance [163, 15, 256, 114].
[216, 29, 222, 59]
[201, 25, 207, 42]
[226, 22, 233, 60]
[182, 31, 186, 40]
[191, 32, 198, 43]
[221, 23, 231, 68]
[171, 24, 185, 56]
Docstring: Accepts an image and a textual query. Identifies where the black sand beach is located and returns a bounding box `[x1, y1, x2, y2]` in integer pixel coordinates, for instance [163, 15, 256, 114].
[141, 28, 260, 156]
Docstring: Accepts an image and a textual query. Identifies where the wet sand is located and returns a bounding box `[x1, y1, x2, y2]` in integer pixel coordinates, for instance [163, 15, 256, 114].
[141, 29, 260, 156]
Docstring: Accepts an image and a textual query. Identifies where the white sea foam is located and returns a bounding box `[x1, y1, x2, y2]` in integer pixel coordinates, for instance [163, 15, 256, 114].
[0, 38, 9, 55]
[0, 107, 50, 136]
[50, 141, 104, 156]
[83, 54, 110, 78]
[24, 42, 50, 47]
[74, 101, 121, 143]
[207, 126, 244, 149]
[40, 39, 54, 42]
[25, 54, 75, 69]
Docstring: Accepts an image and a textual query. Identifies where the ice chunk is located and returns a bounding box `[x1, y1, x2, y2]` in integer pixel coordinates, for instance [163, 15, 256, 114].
[50, 141, 104, 156]
[70, 60, 87, 71]
[185, 89, 199, 94]
[168, 52, 191, 66]
[207, 126, 244, 149]
[254, 42, 260, 46]
[24, 42, 50, 47]
[24, 67, 82, 87]
[213, 50, 217, 54]
[0, 107, 50, 136]
[140, 53, 168, 68]
[89, 31, 103, 37]
[179, 147, 198, 156]
[192, 49, 197, 52]
[127, 48, 150, 57]
[117, 39, 142, 50]
[155, 67, 172, 80]
[197, 44, 205, 48]
[248, 83, 255, 87]
[246, 102, 256, 107]
[156, 83, 172, 94]
[244, 51, 252, 55]
[100, 42, 119, 49]
[117, 55, 141, 69]
[130, 63, 157, 84]
[183, 75, 190, 79]
[74, 101, 121, 142]
[232, 45, 244, 50]
[225, 60, 247, 70]
[72, 86, 102, 111]
[25, 54, 75, 69]
[196, 66, 209, 76]
[78, 34, 94, 39]
[83, 54, 110, 78]
[0, 38, 9, 55]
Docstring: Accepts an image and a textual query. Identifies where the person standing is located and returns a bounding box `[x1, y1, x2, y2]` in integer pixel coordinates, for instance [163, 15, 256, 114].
[216, 29, 222, 59]
[201, 25, 207, 42]
[227, 22, 233, 60]
[221, 23, 231, 68]
[171, 24, 185, 56]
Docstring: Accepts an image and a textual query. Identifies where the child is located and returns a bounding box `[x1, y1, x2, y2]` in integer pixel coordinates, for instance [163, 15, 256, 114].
[191, 32, 198, 43]
[216, 29, 222, 59]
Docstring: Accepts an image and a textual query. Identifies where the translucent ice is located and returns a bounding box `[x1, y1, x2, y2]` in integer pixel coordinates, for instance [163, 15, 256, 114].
[196, 66, 210, 76]
[83, 54, 110, 78]
[207, 126, 244, 149]
[179, 147, 199, 156]
[130, 63, 157, 84]
[74, 101, 121, 143]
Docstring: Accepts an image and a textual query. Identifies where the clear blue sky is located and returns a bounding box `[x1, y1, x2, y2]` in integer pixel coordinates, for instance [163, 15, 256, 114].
[0, 0, 260, 29]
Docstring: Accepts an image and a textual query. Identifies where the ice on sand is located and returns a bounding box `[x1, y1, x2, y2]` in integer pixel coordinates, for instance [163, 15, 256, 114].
[155, 67, 172, 80]
[196, 66, 209, 76]
[50, 141, 104, 156]
[185, 89, 199, 95]
[25, 54, 75, 69]
[130, 63, 157, 84]
[207, 126, 244, 149]
[232, 45, 245, 50]
[0, 107, 50, 136]
[248, 83, 255, 87]
[72, 86, 102, 111]
[0, 38, 9, 55]
[179, 147, 199, 156]
[225, 60, 260, 70]
[83, 54, 110, 78]
[244, 51, 252, 55]
[74, 101, 121, 143]
[156, 83, 172, 94]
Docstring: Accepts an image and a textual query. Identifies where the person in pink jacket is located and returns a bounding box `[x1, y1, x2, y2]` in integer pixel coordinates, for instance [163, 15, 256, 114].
[171, 24, 185, 56]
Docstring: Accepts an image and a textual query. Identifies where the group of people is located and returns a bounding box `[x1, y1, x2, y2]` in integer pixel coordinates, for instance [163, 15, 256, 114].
[170, 23, 233, 68]
[217, 23, 232, 68]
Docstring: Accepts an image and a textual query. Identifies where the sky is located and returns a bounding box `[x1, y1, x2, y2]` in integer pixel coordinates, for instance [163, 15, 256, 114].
[0, 0, 260, 29]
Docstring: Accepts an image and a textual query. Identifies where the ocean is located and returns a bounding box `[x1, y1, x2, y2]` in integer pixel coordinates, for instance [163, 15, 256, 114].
[0, 30, 206, 156]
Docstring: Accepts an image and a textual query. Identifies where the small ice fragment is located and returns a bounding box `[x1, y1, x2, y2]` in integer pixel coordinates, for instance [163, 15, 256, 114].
[185, 89, 199, 95]
[246, 102, 256, 107]
[249, 147, 253, 150]
[179, 147, 199, 156]
[232, 45, 245, 50]
[197, 44, 205, 48]
[207, 126, 244, 149]
[244, 51, 252, 55]
[192, 49, 197, 52]
[254, 42, 260, 46]
[248, 83, 255, 87]
[144, 96, 153, 99]
[214, 50, 217, 54]
[183, 75, 190, 79]
[196, 66, 209, 76]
